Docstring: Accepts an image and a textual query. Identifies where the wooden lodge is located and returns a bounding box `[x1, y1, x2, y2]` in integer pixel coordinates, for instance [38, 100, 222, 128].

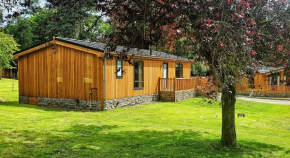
[1, 69, 17, 79]
[13, 37, 200, 111]
[236, 67, 290, 97]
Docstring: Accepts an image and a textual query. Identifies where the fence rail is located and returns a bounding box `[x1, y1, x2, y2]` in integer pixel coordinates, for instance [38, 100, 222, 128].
[159, 77, 200, 92]
[159, 78, 175, 92]
[160, 78, 290, 95]
[159, 77, 198, 92]
[175, 78, 198, 91]
[236, 84, 290, 94]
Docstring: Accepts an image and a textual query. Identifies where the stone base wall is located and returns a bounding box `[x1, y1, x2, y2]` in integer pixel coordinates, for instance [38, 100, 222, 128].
[38, 97, 101, 111]
[19, 90, 197, 111]
[175, 89, 197, 102]
[160, 92, 175, 102]
[237, 91, 290, 98]
[160, 89, 197, 102]
[104, 94, 159, 110]
[19, 96, 28, 104]
[20, 96, 101, 111]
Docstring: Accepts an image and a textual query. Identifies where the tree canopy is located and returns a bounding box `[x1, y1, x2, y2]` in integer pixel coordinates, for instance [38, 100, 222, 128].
[98, 0, 290, 146]
[0, 32, 19, 69]
[1, 0, 112, 50]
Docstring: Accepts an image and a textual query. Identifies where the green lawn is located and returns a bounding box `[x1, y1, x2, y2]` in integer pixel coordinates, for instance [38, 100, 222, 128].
[0, 78, 290, 158]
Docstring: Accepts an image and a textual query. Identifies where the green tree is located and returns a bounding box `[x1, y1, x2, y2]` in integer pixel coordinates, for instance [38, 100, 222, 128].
[191, 63, 209, 77]
[0, 32, 19, 69]
[99, 0, 290, 146]
[83, 17, 113, 41]
[4, 7, 112, 50]
[46, 0, 101, 39]
[27, 9, 56, 45]
[4, 18, 34, 50]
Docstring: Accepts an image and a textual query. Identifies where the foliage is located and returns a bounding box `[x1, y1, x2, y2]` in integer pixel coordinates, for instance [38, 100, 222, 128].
[0, 9, 3, 24]
[27, 9, 56, 46]
[0, 32, 19, 69]
[80, 15, 113, 41]
[0, 0, 42, 24]
[0, 79, 290, 157]
[2, 0, 112, 50]
[46, 0, 109, 39]
[191, 63, 209, 77]
[99, 0, 290, 76]
[4, 18, 35, 50]
[3, 8, 112, 50]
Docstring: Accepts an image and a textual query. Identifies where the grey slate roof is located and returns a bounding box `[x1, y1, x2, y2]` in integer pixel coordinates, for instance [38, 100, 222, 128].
[56, 37, 192, 61]
[56, 37, 107, 52]
[256, 66, 285, 74]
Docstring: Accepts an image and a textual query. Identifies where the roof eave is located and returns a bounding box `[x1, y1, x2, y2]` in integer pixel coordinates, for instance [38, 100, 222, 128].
[13, 39, 105, 59]
[13, 41, 54, 59]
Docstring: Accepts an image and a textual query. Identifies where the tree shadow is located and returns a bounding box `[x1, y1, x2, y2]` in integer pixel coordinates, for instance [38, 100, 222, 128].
[1, 124, 287, 157]
[0, 101, 96, 112]
[0, 101, 62, 112]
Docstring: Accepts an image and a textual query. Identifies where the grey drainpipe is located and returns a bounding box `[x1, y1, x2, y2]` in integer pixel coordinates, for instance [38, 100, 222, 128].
[103, 58, 107, 110]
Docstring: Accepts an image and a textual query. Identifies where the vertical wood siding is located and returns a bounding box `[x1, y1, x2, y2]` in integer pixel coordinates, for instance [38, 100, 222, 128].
[17, 44, 193, 102]
[18, 45, 103, 101]
[105, 58, 192, 100]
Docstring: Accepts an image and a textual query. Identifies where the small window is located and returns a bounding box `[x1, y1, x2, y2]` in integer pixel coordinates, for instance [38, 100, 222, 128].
[269, 73, 281, 85]
[176, 63, 183, 78]
[134, 60, 144, 89]
[163, 62, 168, 78]
[116, 59, 123, 78]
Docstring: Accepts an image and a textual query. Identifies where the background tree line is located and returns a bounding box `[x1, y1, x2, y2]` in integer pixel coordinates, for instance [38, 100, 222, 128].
[1, 0, 112, 50]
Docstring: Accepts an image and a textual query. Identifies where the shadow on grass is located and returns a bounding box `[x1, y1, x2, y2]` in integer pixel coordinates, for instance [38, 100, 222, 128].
[0, 124, 286, 157]
[0, 101, 92, 112]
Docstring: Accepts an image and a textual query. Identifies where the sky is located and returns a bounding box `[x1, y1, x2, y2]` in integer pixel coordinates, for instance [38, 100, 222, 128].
[0, 0, 46, 26]
[0, 0, 107, 27]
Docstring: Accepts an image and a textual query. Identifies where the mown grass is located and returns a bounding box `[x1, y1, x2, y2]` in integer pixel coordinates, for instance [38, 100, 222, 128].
[0, 78, 290, 157]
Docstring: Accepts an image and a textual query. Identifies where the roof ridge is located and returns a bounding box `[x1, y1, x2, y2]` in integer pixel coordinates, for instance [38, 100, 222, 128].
[14, 37, 193, 62]
[56, 37, 191, 61]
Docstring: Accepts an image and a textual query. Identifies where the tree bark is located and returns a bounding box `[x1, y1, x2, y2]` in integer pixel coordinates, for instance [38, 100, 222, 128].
[221, 82, 237, 147]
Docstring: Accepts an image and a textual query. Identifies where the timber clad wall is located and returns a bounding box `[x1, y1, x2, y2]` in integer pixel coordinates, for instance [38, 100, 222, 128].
[15, 38, 195, 110]
[238, 69, 288, 86]
[18, 45, 103, 101]
[105, 59, 192, 100]
[18, 44, 192, 101]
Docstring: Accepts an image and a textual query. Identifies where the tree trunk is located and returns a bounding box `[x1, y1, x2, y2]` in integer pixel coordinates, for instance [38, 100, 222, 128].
[75, 16, 81, 39]
[221, 83, 237, 147]
[0, 65, 2, 80]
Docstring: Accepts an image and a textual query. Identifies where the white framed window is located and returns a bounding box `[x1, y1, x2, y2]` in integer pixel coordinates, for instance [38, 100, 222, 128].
[134, 60, 144, 89]
[116, 59, 123, 78]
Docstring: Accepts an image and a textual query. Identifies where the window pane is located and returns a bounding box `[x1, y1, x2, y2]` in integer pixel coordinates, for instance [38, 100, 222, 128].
[134, 61, 144, 88]
[176, 63, 183, 78]
[134, 82, 139, 88]
[163, 63, 168, 78]
[139, 61, 143, 82]
[116, 60, 122, 77]
[269, 73, 281, 85]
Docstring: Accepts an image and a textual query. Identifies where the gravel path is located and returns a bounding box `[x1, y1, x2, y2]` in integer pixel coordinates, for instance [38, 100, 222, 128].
[237, 96, 290, 105]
